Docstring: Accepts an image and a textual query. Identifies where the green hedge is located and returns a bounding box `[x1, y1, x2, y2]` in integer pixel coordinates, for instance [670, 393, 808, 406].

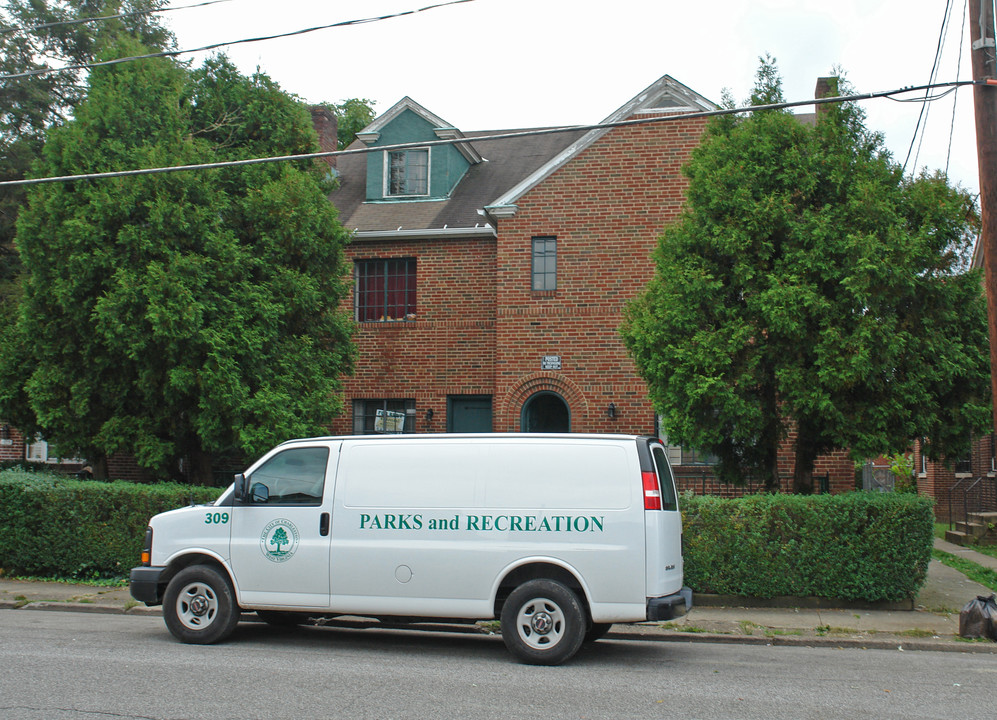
[0, 469, 221, 581]
[0, 468, 934, 601]
[681, 492, 934, 602]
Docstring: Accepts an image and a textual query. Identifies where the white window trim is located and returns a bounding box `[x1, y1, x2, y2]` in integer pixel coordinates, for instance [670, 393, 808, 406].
[383, 147, 431, 198]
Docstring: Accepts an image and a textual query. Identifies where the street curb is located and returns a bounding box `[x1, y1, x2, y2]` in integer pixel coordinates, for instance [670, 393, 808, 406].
[0, 600, 162, 615]
[4, 601, 995, 653]
[604, 629, 997, 654]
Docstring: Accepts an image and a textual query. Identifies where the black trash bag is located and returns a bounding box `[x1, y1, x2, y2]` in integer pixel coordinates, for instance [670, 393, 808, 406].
[959, 594, 997, 641]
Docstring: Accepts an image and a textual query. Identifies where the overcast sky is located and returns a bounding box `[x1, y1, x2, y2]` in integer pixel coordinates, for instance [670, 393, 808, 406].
[168, 0, 982, 197]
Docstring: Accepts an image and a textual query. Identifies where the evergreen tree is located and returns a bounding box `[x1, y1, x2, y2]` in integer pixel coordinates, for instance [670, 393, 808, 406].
[622, 58, 990, 491]
[3, 40, 355, 482]
[0, 0, 174, 284]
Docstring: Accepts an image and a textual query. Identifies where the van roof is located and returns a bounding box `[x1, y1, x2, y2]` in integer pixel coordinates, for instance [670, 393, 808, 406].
[275, 433, 649, 448]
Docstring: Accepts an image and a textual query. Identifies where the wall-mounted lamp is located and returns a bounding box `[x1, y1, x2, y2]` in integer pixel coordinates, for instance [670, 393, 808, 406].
[425, 408, 434, 422]
[0, 424, 9, 440]
[606, 403, 617, 420]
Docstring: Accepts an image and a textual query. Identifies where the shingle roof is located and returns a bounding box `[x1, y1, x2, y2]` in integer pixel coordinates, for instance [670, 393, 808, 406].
[330, 76, 716, 236]
[331, 127, 589, 234]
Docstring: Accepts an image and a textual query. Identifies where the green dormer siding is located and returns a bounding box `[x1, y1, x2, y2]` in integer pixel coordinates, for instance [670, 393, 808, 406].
[364, 108, 471, 201]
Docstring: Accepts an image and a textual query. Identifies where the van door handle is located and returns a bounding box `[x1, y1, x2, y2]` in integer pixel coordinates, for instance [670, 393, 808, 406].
[319, 512, 330, 537]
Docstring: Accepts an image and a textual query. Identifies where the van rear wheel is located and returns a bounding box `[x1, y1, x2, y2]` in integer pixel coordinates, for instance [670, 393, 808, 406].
[163, 565, 240, 644]
[500, 579, 586, 665]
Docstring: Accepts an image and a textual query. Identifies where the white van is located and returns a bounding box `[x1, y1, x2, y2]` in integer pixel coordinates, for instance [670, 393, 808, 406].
[130, 434, 689, 665]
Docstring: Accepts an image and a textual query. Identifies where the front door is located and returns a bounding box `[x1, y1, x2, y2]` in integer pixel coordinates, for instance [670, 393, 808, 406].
[228, 444, 338, 608]
[521, 391, 570, 432]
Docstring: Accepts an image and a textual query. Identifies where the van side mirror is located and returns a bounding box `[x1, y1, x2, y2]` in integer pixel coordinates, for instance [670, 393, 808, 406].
[233, 473, 247, 502]
[250, 482, 270, 504]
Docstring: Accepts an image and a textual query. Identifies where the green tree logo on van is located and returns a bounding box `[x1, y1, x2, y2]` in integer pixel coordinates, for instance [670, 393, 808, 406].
[260, 519, 300, 563]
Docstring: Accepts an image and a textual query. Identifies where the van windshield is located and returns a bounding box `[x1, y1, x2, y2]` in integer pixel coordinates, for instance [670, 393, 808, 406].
[650, 445, 678, 511]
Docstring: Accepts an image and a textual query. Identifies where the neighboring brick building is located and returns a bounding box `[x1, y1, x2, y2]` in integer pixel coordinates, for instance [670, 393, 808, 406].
[327, 75, 856, 493]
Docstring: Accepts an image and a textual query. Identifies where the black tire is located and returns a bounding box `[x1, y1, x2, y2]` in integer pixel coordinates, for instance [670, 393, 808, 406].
[256, 610, 308, 627]
[584, 622, 613, 643]
[162, 565, 240, 644]
[500, 579, 586, 665]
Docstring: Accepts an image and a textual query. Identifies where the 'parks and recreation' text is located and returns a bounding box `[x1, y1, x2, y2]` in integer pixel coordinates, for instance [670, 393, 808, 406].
[358, 513, 605, 533]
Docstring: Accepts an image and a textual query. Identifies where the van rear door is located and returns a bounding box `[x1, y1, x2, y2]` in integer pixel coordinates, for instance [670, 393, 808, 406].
[639, 439, 684, 599]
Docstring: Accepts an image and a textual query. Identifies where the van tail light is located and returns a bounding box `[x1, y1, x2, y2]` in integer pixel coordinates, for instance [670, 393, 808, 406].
[642, 471, 662, 510]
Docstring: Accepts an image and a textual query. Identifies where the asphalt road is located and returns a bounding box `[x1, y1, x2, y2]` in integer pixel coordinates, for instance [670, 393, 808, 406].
[1, 610, 996, 720]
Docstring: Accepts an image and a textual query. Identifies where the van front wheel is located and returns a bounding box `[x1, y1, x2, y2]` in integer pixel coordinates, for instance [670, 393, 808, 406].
[500, 579, 586, 665]
[163, 565, 240, 644]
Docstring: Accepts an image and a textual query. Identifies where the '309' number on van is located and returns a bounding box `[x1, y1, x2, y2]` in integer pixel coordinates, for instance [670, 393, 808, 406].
[205, 512, 229, 524]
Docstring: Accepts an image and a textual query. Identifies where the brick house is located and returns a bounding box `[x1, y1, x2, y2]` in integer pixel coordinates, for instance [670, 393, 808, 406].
[0, 74, 857, 491]
[326, 75, 855, 494]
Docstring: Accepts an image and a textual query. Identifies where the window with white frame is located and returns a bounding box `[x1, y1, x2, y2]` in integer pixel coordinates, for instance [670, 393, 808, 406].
[386, 148, 429, 196]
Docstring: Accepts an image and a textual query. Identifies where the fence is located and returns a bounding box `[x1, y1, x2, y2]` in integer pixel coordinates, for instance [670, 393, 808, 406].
[861, 463, 894, 492]
[674, 471, 830, 497]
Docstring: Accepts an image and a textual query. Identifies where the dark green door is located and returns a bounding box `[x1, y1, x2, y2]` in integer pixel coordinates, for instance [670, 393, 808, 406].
[521, 392, 570, 433]
[448, 396, 493, 432]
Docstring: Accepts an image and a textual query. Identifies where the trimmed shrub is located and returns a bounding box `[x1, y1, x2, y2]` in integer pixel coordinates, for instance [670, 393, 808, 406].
[0, 468, 221, 580]
[680, 492, 935, 602]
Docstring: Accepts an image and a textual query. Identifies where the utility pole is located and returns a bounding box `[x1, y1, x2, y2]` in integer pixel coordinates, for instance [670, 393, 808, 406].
[970, 0, 997, 436]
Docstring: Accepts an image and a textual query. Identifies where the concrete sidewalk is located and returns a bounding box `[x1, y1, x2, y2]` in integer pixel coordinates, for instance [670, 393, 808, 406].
[1, 538, 995, 653]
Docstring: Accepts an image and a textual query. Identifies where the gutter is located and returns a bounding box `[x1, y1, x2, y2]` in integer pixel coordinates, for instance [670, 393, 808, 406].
[352, 225, 497, 241]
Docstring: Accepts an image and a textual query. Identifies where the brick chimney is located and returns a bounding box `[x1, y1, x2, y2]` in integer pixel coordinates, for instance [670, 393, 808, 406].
[814, 77, 838, 119]
[309, 105, 338, 169]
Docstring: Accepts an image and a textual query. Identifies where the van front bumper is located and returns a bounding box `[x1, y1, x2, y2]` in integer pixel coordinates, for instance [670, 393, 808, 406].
[646, 586, 693, 621]
[129, 566, 166, 606]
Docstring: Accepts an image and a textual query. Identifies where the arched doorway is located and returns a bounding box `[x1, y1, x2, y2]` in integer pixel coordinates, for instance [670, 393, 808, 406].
[521, 391, 570, 433]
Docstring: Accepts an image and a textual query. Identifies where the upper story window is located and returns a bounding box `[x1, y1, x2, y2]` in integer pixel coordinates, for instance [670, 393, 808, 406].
[532, 235, 557, 291]
[355, 258, 417, 322]
[386, 148, 429, 196]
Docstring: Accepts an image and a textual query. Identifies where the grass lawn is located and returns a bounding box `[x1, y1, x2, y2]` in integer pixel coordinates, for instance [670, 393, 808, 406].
[933, 519, 997, 593]
[932, 549, 997, 594]
[935, 521, 997, 561]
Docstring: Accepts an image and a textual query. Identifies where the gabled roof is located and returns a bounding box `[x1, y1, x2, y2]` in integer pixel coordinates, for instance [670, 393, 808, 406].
[357, 96, 482, 165]
[485, 76, 715, 216]
[330, 75, 714, 239]
[333, 127, 588, 238]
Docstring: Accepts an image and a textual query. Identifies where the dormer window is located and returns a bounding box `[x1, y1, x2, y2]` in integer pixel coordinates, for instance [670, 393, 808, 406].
[386, 148, 429, 196]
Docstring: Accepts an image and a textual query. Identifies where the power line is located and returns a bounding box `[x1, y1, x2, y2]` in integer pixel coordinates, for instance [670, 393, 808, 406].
[0, 0, 235, 37]
[0, 79, 981, 189]
[904, 0, 955, 174]
[0, 0, 475, 80]
[945, 0, 969, 178]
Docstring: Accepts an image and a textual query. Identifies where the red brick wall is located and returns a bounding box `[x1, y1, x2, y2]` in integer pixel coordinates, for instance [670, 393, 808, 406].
[492, 116, 705, 435]
[923, 434, 997, 521]
[330, 236, 497, 434]
[0, 422, 25, 463]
